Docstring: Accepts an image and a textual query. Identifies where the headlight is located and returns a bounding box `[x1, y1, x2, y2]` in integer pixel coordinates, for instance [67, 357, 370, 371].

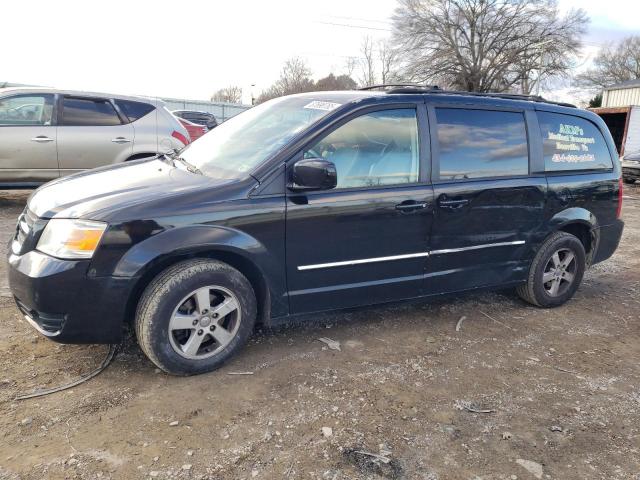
[37, 219, 107, 259]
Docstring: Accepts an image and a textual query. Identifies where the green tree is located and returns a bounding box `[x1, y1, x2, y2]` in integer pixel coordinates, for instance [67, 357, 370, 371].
[588, 93, 602, 108]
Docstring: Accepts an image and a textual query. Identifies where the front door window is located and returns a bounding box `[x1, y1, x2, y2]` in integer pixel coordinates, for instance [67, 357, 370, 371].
[304, 109, 419, 188]
[0, 95, 54, 126]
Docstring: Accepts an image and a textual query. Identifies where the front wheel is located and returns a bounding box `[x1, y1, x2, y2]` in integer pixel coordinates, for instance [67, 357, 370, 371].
[135, 259, 257, 375]
[517, 232, 586, 308]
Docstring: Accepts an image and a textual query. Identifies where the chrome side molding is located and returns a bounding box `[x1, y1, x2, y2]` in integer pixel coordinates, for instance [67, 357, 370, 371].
[430, 240, 525, 255]
[297, 240, 526, 271]
[297, 252, 430, 271]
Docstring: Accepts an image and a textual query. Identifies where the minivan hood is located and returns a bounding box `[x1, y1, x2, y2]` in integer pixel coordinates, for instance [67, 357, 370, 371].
[28, 159, 229, 219]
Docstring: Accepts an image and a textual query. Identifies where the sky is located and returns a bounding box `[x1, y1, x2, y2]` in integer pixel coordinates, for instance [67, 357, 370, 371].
[2, 0, 639, 105]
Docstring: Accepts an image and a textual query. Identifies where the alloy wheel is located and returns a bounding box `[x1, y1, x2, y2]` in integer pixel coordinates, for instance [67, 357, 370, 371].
[542, 248, 577, 297]
[168, 285, 241, 359]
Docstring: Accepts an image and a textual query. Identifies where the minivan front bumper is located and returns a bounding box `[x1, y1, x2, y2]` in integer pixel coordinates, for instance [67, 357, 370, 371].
[7, 249, 131, 344]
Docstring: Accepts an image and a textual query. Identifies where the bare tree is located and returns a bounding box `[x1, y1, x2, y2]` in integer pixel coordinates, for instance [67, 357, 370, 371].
[357, 37, 377, 87]
[344, 56, 358, 78]
[576, 35, 640, 91]
[211, 85, 243, 104]
[277, 57, 315, 95]
[378, 39, 400, 85]
[353, 37, 402, 87]
[392, 0, 588, 93]
[257, 57, 315, 103]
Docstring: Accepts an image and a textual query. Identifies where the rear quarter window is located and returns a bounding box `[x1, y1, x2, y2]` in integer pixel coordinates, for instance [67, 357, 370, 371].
[537, 111, 613, 172]
[115, 100, 155, 122]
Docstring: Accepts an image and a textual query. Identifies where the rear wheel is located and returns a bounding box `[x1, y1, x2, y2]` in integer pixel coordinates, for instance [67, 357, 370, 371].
[623, 177, 636, 185]
[135, 259, 257, 375]
[517, 232, 586, 308]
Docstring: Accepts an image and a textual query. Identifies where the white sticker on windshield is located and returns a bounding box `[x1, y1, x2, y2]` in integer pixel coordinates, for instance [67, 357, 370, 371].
[303, 101, 342, 111]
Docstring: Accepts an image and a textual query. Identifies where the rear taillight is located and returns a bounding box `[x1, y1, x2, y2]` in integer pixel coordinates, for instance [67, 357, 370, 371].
[172, 130, 190, 146]
[616, 177, 623, 219]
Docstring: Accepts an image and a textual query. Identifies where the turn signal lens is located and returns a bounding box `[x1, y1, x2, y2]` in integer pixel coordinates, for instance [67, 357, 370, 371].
[37, 219, 107, 259]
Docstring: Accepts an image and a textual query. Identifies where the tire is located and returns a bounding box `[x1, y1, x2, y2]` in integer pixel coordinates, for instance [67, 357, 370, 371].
[135, 259, 257, 375]
[517, 231, 586, 308]
[623, 177, 636, 185]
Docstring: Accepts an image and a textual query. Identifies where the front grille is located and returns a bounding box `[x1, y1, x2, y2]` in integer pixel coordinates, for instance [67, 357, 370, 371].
[12, 208, 46, 256]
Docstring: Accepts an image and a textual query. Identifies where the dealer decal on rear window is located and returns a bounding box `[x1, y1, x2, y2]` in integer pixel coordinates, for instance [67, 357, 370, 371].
[547, 123, 596, 164]
[537, 112, 613, 172]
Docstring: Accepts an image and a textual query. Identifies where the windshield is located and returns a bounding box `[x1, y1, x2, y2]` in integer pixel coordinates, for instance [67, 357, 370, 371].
[179, 96, 342, 179]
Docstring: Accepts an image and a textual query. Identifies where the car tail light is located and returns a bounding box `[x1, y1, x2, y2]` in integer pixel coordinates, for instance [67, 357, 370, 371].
[616, 177, 623, 219]
[172, 130, 190, 146]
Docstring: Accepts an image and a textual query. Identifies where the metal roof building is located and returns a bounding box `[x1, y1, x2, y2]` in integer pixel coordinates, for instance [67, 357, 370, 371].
[602, 79, 640, 108]
[591, 79, 640, 156]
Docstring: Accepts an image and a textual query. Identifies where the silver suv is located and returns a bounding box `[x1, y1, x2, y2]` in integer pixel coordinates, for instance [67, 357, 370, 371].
[0, 87, 190, 188]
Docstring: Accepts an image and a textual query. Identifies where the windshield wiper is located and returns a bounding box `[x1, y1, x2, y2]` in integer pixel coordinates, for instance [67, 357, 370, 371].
[157, 151, 202, 175]
[173, 156, 203, 175]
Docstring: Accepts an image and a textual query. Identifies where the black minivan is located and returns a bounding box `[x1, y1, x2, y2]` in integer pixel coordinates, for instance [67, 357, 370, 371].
[7, 87, 624, 375]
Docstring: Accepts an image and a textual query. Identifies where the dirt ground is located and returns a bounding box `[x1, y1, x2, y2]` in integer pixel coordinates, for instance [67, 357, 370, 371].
[0, 186, 639, 480]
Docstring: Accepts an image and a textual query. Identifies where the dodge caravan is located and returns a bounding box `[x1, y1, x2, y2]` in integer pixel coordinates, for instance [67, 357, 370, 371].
[7, 87, 624, 375]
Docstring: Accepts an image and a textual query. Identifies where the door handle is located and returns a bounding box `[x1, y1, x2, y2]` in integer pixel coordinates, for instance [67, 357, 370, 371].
[395, 201, 428, 212]
[30, 136, 54, 143]
[438, 198, 469, 209]
[111, 137, 131, 144]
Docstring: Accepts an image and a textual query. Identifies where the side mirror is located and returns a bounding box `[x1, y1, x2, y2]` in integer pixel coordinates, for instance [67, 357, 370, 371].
[289, 158, 337, 192]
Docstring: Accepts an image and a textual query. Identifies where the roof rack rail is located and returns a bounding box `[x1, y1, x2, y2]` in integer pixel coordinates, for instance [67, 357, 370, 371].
[359, 84, 576, 108]
[358, 83, 440, 91]
[423, 89, 577, 108]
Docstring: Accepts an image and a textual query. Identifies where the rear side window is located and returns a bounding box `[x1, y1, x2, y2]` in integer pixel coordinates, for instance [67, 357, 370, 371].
[435, 108, 529, 181]
[537, 112, 613, 171]
[62, 97, 122, 126]
[115, 100, 155, 122]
